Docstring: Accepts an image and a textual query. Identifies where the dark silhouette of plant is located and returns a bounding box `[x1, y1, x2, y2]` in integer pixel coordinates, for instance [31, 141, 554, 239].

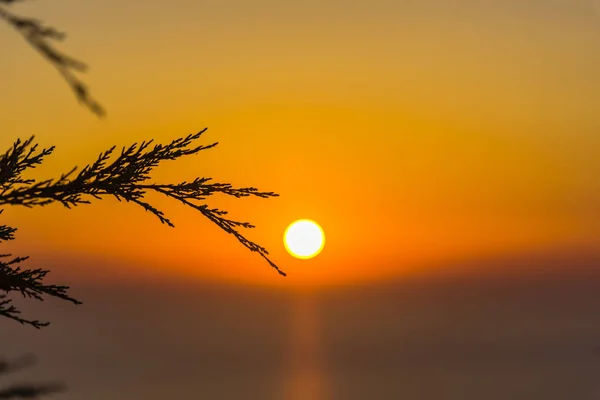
[3, 1, 284, 397]
[1, 0, 285, 331]
[0, 0, 104, 116]
[0, 130, 285, 328]
[0, 355, 65, 399]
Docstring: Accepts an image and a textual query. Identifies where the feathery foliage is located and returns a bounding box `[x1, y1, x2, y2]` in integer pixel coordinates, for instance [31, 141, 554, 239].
[0, 0, 104, 116]
[3, 1, 284, 396]
[0, 129, 285, 328]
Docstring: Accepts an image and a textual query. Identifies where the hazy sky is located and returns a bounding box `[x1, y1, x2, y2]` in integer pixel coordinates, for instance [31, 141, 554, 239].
[4, 2, 600, 400]
[2, 0, 600, 287]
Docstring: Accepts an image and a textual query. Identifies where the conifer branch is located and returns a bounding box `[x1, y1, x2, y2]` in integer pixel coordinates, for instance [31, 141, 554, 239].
[0, 128, 284, 274]
[0, 128, 284, 328]
[0, 0, 104, 116]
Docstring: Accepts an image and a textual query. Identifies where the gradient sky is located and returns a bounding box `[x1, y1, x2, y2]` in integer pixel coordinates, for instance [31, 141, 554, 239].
[4, 2, 600, 399]
[2, 0, 600, 287]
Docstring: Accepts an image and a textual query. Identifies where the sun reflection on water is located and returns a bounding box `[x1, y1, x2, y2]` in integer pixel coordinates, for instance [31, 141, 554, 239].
[282, 294, 328, 400]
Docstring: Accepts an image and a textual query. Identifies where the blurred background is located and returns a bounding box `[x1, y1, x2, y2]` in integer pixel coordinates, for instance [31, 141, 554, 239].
[2, 0, 600, 398]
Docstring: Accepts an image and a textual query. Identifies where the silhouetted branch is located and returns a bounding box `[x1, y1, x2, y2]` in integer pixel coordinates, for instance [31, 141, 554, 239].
[0, 128, 284, 327]
[0, 128, 284, 273]
[0, 0, 104, 116]
[1, 203, 81, 328]
[3, 1, 283, 335]
[0, 355, 65, 399]
[0, 251, 81, 328]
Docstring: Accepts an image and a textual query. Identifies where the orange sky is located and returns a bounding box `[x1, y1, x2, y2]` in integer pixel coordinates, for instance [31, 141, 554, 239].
[2, 0, 600, 287]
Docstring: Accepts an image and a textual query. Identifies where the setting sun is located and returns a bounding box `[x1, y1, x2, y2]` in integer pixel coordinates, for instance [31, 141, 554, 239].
[284, 219, 325, 259]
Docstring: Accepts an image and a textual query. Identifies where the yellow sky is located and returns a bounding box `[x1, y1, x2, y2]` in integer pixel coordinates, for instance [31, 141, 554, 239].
[2, 0, 600, 286]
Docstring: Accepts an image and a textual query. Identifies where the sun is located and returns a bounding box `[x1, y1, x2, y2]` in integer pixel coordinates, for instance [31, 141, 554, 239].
[283, 219, 325, 259]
